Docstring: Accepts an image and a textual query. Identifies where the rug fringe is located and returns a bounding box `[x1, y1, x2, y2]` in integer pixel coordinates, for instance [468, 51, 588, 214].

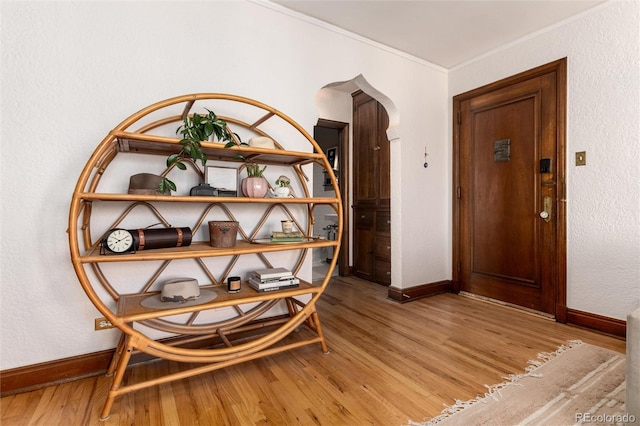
[407, 340, 584, 426]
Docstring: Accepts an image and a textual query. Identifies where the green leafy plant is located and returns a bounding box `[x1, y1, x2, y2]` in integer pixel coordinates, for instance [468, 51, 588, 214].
[275, 176, 290, 187]
[224, 139, 267, 178]
[160, 109, 232, 192]
[245, 162, 267, 177]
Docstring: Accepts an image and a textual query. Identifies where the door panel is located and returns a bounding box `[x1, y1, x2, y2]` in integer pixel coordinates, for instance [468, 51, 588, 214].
[353, 95, 378, 205]
[375, 260, 392, 285]
[354, 207, 375, 281]
[472, 97, 538, 286]
[455, 62, 565, 316]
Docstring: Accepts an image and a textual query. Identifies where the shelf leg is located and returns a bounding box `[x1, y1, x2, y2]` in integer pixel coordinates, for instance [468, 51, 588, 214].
[284, 298, 296, 318]
[105, 332, 127, 377]
[99, 339, 134, 421]
[310, 309, 329, 354]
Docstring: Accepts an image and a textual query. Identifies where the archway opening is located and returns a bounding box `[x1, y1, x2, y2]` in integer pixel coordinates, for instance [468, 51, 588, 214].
[312, 74, 399, 283]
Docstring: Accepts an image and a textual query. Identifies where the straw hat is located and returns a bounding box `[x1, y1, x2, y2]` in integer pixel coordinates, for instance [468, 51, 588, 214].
[140, 278, 217, 310]
[248, 136, 275, 149]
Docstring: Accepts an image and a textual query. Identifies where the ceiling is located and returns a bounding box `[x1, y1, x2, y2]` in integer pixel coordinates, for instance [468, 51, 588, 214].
[271, 0, 606, 68]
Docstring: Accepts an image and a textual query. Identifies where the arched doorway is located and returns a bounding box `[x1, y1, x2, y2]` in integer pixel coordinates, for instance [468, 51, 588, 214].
[314, 75, 399, 286]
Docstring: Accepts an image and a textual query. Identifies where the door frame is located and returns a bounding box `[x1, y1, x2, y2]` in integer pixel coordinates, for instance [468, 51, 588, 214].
[452, 58, 567, 322]
[316, 118, 350, 277]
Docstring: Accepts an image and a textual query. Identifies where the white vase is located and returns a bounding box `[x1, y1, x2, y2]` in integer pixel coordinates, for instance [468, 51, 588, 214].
[272, 187, 290, 198]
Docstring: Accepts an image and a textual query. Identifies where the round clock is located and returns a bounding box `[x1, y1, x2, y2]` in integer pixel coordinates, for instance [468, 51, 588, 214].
[102, 228, 136, 254]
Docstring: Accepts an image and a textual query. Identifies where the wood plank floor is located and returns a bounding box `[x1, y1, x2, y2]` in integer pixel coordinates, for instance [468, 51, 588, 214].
[1, 276, 625, 425]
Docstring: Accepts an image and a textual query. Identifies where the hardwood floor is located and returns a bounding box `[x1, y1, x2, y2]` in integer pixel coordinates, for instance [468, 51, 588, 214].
[1, 276, 625, 425]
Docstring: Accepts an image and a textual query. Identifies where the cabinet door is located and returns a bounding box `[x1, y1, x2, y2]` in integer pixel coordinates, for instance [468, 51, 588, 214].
[375, 235, 391, 262]
[352, 91, 392, 286]
[375, 211, 391, 235]
[374, 260, 392, 285]
[374, 234, 392, 285]
[353, 208, 375, 281]
[353, 91, 378, 207]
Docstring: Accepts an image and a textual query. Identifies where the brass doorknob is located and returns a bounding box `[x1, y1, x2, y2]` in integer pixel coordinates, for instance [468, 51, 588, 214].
[540, 196, 552, 222]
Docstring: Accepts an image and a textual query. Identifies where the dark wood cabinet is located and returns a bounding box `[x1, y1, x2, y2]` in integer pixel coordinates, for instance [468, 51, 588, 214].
[353, 208, 375, 281]
[352, 91, 391, 285]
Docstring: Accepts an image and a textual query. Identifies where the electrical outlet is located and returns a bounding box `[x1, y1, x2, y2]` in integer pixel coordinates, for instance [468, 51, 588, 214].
[94, 317, 115, 330]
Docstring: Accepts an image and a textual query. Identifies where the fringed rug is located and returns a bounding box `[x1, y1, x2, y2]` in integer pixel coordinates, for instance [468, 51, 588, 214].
[410, 341, 628, 426]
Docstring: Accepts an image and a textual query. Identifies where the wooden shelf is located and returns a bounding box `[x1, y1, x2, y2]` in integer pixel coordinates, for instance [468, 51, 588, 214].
[78, 192, 339, 204]
[114, 131, 323, 167]
[117, 281, 320, 323]
[80, 240, 337, 263]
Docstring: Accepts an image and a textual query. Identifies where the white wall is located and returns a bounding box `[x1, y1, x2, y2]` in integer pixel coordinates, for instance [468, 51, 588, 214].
[0, 1, 449, 369]
[3, 0, 635, 372]
[448, 0, 640, 320]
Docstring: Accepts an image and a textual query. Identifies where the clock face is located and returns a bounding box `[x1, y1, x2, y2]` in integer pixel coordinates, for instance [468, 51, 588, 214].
[105, 229, 135, 253]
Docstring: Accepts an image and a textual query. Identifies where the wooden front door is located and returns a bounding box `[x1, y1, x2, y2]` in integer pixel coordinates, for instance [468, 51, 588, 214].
[453, 59, 567, 317]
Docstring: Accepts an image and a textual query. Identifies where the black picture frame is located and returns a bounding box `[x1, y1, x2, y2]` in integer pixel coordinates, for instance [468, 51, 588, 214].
[327, 147, 338, 171]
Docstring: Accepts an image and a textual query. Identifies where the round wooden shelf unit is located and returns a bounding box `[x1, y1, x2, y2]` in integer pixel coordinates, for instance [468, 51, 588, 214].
[68, 93, 342, 420]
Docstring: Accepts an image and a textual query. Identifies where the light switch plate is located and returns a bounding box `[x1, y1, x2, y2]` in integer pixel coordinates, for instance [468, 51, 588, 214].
[575, 151, 587, 166]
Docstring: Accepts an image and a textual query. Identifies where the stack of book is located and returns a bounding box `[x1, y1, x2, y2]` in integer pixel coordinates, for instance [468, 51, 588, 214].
[270, 231, 305, 243]
[248, 267, 300, 292]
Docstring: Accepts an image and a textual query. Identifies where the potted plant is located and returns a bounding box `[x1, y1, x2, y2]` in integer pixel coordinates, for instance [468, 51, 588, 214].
[160, 109, 232, 193]
[241, 162, 268, 198]
[269, 175, 292, 198]
[224, 139, 269, 198]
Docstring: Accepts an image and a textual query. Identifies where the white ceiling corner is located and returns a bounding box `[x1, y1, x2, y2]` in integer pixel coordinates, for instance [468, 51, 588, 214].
[270, 0, 607, 68]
